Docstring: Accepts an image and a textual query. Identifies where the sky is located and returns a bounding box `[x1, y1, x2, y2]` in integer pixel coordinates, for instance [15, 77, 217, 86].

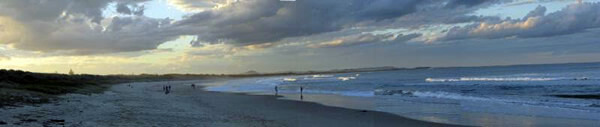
[1, 0, 600, 74]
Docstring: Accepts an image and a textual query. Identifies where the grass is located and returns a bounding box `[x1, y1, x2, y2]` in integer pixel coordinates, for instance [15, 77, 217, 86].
[0, 69, 212, 107]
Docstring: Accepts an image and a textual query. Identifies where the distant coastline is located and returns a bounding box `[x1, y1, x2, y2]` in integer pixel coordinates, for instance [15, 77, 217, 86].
[2, 61, 600, 107]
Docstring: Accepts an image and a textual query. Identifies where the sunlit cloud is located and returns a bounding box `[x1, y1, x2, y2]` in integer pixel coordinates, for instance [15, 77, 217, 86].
[438, 2, 600, 41]
[167, 0, 238, 12]
[0, 16, 26, 45]
[1, 0, 600, 74]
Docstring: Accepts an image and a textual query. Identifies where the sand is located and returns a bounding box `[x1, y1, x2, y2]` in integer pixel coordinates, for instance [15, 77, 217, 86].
[0, 79, 463, 127]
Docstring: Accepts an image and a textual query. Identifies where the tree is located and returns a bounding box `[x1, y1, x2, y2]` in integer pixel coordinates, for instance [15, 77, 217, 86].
[69, 69, 74, 75]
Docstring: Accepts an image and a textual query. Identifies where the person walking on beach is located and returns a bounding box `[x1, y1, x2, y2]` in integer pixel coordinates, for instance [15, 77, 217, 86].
[164, 85, 169, 94]
[191, 84, 196, 89]
[274, 86, 279, 95]
[164, 85, 172, 94]
[300, 86, 304, 100]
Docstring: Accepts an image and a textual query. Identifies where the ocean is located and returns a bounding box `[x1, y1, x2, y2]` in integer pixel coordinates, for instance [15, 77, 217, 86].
[206, 62, 600, 126]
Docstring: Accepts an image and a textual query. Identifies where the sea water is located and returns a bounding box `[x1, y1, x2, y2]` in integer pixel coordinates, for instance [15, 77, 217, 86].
[206, 62, 600, 127]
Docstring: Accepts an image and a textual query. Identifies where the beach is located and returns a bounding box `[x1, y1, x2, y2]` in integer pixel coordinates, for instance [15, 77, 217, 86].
[206, 63, 600, 127]
[0, 79, 460, 127]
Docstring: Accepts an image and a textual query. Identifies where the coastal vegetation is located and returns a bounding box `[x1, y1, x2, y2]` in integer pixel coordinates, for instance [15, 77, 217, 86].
[0, 66, 411, 107]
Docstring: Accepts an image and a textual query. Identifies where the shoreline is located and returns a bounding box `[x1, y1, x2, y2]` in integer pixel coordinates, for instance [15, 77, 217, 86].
[204, 76, 600, 127]
[0, 79, 464, 127]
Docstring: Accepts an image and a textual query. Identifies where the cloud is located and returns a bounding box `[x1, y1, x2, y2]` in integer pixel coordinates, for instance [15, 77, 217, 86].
[0, 54, 9, 61]
[444, 0, 489, 8]
[168, 0, 237, 12]
[438, 2, 600, 41]
[0, 0, 178, 55]
[0, 0, 118, 23]
[524, 5, 547, 18]
[176, 0, 496, 46]
[183, 42, 274, 60]
[0, 16, 26, 44]
[116, 3, 145, 16]
[117, 3, 133, 14]
[504, 0, 580, 6]
[0, 0, 506, 56]
[307, 33, 420, 48]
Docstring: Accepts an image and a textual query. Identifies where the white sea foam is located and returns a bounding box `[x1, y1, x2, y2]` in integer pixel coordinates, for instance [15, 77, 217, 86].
[301, 90, 374, 97]
[411, 91, 490, 101]
[337, 76, 356, 81]
[406, 91, 592, 109]
[425, 77, 561, 82]
[207, 78, 283, 92]
[312, 74, 334, 78]
[302, 75, 338, 80]
[282, 77, 297, 82]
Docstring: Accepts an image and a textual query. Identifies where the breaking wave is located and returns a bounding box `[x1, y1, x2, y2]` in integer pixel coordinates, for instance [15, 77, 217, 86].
[425, 77, 563, 82]
[373, 90, 592, 108]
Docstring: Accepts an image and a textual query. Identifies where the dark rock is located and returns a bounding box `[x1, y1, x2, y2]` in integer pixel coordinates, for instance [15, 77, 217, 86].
[0, 121, 7, 125]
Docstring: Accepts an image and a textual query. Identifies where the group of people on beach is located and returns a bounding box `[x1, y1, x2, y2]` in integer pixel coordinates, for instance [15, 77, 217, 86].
[163, 85, 172, 94]
[161, 83, 198, 94]
[274, 86, 304, 100]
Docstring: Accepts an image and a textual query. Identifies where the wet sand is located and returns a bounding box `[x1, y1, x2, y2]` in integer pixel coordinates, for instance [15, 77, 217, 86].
[0, 80, 463, 127]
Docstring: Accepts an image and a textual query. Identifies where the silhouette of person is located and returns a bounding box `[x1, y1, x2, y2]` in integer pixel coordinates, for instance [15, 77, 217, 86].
[300, 86, 304, 100]
[164, 85, 169, 94]
[274, 86, 279, 95]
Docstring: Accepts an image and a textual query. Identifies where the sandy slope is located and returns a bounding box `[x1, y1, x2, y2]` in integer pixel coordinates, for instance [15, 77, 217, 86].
[0, 79, 462, 127]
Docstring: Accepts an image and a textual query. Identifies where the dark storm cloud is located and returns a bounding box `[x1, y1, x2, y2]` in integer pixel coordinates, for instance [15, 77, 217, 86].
[177, 0, 500, 46]
[117, 3, 133, 14]
[444, 0, 489, 8]
[117, 2, 146, 16]
[0, 0, 111, 23]
[0, 0, 506, 55]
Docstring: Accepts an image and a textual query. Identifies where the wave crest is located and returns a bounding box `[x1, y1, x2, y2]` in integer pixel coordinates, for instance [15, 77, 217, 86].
[425, 77, 561, 82]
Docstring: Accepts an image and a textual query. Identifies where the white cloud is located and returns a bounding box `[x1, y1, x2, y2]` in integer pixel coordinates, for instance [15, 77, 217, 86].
[177, 0, 496, 46]
[0, 0, 179, 55]
[167, 0, 237, 12]
[0, 54, 9, 61]
[438, 2, 600, 41]
[307, 33, 420, 48]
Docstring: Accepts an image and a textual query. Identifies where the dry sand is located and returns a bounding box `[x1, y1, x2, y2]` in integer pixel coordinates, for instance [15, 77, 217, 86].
[0, 79, 463, 127]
